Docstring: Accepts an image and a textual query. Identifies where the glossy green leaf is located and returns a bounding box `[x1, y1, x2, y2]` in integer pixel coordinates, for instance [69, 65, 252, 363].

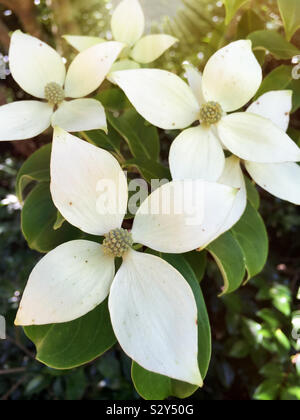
[232, 203, 268, 281]
[223, 0, 250, 25]
[254, 65, 300, 112]
[278, 0, 300, 41]
[248, 30, 300, 59]
[21, 182, 81, 253]
[24, 299, 116, 370]
[132, 253, 211, 400]
[108, 109, 160, 161]
[16, 143, 51, 202]
[207, 231, 246, 295]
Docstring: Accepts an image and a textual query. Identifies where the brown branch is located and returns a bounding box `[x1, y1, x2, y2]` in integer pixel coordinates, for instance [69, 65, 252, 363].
[0, 368, 27, 375]
[1, 376, 27, 400]
[0, 17, 10, 52]
[0, 0, 41, 37]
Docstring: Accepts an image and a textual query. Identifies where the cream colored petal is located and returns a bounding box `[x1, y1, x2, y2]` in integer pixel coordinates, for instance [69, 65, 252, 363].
[15, 240, 115, 326]
[111, 0, 145, 46]
[247, 90, 293, 132]
[51, 128, 128, 236]
[131, 180, 238, 253]
[183, 63, 205, 106]
[110, 69, 200, 129]
[0, 101, 53, 141]
[109, 250, 202, 386]
[131, 34, 178, 64]
[202, 40, 262, 112]
[216, 156, 247, 236]
[218, 112, 300, 163]
[169, 126, 225, 181]
[63, 35, 104, 52]
[52, 99, 107, 133]
[9, 30, 65, 99]
[64, 41, 124, 98]
[245, 161, 300, 205]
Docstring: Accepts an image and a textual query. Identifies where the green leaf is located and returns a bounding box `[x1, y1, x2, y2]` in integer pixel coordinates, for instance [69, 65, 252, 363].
[255, 65, 300, 112]
[24, 299, 116, 370]
[132, 253, 211, 400]
[83, 125, 122, 156]
[248, 30, 300, 59]
[278, 0, 300, 41]
[96, 87, 129, 111]
[21, 182, 81, 253]
[231, 203, 268, 281]
[108, 109, 160, 161]
[53, 211, 65, 230]
[253, 380, 281, 400]
[184, 250, 207, 283]
[207, 231, 246, 295]
[123, 158, 170, 183]
[245, 177, 260, 210]
[16, 143, 51, 202]
[237, 10, 265, 39]
[223, 0, 250, 25]
[228, 340, 249, 358]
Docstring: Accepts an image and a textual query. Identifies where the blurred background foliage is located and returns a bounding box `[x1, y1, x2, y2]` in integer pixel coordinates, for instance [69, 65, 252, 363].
[0, 0, 299, 400]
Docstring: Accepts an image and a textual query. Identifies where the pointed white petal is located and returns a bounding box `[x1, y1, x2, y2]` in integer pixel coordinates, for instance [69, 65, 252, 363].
[15, 240, 115, 326]
[169, 126, 225, 182]
[247, 90, 292, 132]
[0, 101, 53, 141]
[110, 69, 200, 129]
[132, 180, 238, 253]
[218, 112, 300, 163]
[63, 35, 104, 52]
[9, 30, 65, 99]
[111, 0, 145, 46]
[245, 161, 300, 205]
[109, 250, 202, 386]
[217, 156, 247, 236]
[51, 128, 128, 236]
[130, 34, 178, 64]
[202, 40, 262, 112]
[52, 99, 107, 133]
[183, 63, 205, 106]
[64, 41, 124, 98]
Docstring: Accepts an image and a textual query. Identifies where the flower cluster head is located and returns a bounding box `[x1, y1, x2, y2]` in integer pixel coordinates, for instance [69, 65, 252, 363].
[0, 31, 124, 142]
[15, 127, 242, 386]
[110, 40, 300, 206]
[64, 0, 178, 70]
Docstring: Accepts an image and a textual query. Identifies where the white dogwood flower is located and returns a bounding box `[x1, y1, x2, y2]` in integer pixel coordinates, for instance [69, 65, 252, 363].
[110, 40, 300, 183]
[64, 0, 178, 70]
[244, 90, 300, 205]
[15, 128, 239, 385]
[0, 31, 124, 141]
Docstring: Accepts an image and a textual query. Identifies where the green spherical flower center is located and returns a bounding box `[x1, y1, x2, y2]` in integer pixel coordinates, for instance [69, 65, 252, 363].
[45, 82, 65, 105]
[199, 101, 223, 126]
[103, 228, 133, 258]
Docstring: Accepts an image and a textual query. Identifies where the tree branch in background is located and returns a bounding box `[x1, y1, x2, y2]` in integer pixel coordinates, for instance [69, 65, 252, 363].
[0, 17, 10, 52]
[0, 0, 41, 37]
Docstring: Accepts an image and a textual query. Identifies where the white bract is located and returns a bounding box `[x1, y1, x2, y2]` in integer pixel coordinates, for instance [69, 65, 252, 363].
[15, 128, 240, 385]
[109, 40, 300, 190]
[244, 91, 300, 205]
[64, 0, 178, 69]
[0, 31, 124, 141]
